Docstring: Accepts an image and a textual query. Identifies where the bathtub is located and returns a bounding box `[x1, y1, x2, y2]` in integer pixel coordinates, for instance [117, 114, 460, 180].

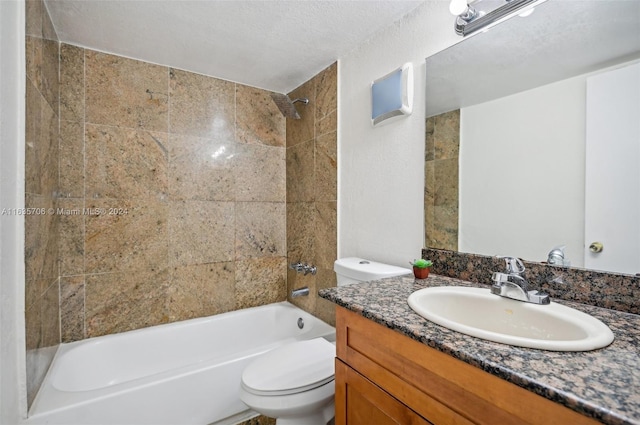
[27, 302, 335, 425]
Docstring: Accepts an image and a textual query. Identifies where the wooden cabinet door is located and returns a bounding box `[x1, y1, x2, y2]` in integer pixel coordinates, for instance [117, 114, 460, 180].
[335, 359, 431, 425]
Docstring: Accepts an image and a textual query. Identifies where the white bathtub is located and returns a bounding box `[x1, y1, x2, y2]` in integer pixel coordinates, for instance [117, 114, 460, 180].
[27, 302, 335, 425]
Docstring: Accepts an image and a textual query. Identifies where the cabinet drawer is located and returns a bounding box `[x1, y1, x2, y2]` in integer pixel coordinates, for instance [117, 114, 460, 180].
[336, 307, 598, 425]
[336, 359, 432, 425]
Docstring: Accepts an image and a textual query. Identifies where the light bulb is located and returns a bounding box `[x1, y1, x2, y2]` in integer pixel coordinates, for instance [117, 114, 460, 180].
[449, 0, 468, 16]
[519, 7, 535, 17]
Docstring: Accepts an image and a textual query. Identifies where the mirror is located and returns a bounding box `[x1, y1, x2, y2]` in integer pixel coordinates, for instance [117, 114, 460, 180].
[425, 0, 640, 274]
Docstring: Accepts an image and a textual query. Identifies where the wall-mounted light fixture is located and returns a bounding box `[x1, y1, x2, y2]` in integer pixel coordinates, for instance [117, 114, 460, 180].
[371, 63, 413, 127]
[450, 0, 548, 36]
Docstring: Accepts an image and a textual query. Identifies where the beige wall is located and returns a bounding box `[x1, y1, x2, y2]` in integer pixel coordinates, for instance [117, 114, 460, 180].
[285, 63, 338, 326]
[55, 46, 290, 340]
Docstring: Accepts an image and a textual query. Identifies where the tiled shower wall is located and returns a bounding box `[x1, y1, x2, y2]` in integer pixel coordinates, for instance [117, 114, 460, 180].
[24, 0, 61, 406]
[24, 0, 337, 405]
[56, 46, 290, 340]
[285, 64, 338, 326]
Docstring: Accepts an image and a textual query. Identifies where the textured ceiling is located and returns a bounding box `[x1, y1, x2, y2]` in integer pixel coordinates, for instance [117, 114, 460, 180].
[426, 0, 640, 116]
[45, 0, 425, 93]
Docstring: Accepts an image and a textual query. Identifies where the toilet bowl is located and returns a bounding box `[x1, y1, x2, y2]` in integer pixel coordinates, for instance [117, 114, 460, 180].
[239, 257, 411, 424]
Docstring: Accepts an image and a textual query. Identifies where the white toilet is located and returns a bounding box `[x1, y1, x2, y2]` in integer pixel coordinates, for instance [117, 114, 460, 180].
[239, 257, 411, 425]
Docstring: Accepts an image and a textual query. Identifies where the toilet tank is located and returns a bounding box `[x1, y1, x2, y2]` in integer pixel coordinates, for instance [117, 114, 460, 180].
[334, 257, 411, 286]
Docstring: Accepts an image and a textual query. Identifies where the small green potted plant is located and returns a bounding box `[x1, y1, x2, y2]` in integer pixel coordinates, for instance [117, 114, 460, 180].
[411, 259, 433, 279]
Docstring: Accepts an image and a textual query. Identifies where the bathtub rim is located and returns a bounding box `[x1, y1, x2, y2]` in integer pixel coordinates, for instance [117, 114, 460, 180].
[27, 301, 335, 422]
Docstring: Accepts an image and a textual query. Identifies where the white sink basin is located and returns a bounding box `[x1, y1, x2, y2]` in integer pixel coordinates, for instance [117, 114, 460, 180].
[407, 286, 614, 351]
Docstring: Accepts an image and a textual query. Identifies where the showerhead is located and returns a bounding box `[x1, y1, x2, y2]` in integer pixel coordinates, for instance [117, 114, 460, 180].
[270, 93, 309, 119]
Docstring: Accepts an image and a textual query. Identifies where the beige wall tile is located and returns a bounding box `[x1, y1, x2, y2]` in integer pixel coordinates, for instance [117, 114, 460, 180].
[24, 194, 58, 287]
[25, 36, 43, 94]
[286, 80, 315, 147]
[167, 262, 235, 321]
[86, 51, 168, 131]
[85, 199, 168, 274]
[287, 202, 316, 263]
[41, 280, 62, 348]
[25, 35, 59, 113]
[433, 110, 460, 160]
[40, 39, 59, 112]
[25, 82, 58, 196]
[39, 94, 59, 196]
[26, 279, 61, 350]
[235, 143, 285, 202]
[433, 204, 459, 250]
[59, 120, 84, 197]
[167, 133, 235, 201]
[424, 160, 435, 248]
[169, 68, 234, 138]
[433, 158, 459, 207]
[425, 111, 459, 251]
[25, 277, 60, 408]
[60, 276, 85, 342]
[285, 63, 337, 321]
[286, 139, 314, 202]
[24, 299, 40, 352]
[316, 110, 337, 139]
[25, 80, 41, 195]
[425, 116, 435, 161]
[315, 131, 337, 202]
[314, 202, 337, 271]
[85, 269, 170, 337]
[235, 202, 286, 259]
[25, 0, 44, 38]
[235, 257, 287, 309]
[60, 44, 85, 123]
[315, 63, 337, 121]
[57, 198, 85, 276]
[236, 85, 285, 147]
[168, 200, 235, 266]
[32, 45, 332, 348]
[41, 1, 57, 41]
[85, 124, 168, 200]
[24, 7, 61, 405]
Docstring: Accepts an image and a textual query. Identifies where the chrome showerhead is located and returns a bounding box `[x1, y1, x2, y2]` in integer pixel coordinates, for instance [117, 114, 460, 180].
[270, 93, 309, 119]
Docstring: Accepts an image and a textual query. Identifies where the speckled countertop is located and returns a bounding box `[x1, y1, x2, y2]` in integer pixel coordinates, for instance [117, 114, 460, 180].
[319, 274, 640, 425]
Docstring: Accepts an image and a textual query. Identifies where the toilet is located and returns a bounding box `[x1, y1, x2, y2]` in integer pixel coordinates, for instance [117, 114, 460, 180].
[239, 257, 411, 425]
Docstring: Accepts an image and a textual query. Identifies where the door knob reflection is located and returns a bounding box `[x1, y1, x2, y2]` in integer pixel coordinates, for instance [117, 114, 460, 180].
[589, 242, 604, 253]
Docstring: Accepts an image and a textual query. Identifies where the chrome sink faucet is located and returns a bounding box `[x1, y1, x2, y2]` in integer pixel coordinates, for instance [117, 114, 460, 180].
[491, 257, 550, 305]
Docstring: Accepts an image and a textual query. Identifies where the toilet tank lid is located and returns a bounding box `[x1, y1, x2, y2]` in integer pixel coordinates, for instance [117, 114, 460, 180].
[334, 257, 411, 281]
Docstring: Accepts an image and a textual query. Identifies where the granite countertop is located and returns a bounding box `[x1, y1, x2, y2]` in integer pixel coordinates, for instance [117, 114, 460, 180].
[319, 274, 640, 425]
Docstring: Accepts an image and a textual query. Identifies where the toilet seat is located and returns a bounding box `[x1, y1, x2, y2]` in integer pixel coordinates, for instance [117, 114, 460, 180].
[241, 338, 335, 397]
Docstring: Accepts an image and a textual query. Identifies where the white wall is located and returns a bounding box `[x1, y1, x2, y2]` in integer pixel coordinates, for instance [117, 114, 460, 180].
[338, 2, 459, 268]
[459, 76, 587, 265]
[0, 0, 28, 423]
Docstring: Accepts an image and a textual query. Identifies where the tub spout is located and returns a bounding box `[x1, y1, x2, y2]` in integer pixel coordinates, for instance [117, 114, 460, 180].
[291, 287, 310, 297]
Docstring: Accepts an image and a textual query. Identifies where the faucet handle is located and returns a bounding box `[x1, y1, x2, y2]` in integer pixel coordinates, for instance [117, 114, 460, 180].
[289, 262, 304, 272]
[502, 256, 525, 274]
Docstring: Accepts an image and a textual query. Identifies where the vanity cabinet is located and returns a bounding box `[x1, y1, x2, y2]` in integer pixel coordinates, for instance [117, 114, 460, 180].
[335, 306, 599, 425]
